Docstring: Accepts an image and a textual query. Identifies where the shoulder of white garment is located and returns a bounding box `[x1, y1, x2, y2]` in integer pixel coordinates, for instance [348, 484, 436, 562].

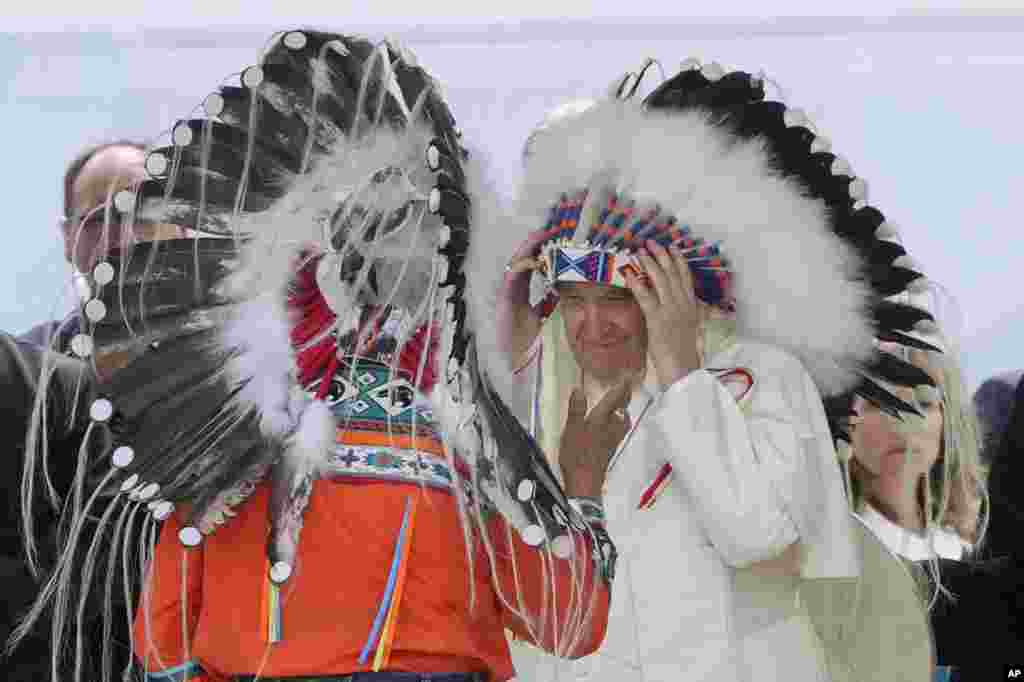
[655, 339, 809, 403]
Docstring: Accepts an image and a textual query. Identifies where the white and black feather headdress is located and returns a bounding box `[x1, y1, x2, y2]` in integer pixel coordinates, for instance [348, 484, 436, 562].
[14, 29, 613, 682]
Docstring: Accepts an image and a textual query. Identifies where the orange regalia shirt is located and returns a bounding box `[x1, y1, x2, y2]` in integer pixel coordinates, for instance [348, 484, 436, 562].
[134, 401, 610, 682]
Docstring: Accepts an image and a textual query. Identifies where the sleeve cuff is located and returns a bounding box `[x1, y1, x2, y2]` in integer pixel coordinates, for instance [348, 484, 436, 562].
[568, 496, 605, 525]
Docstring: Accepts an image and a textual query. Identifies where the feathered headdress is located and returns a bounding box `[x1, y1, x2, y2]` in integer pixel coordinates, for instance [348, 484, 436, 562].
[14, 29, 613, 682]
[485, 58, 939, 677]
[479, 60, 940, 446]
[637, 62, 941, 429]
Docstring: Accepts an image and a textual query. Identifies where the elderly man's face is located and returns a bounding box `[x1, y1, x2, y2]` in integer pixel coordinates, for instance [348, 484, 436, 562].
[63, 146, 183, 272]
[558, 281, 647, 385]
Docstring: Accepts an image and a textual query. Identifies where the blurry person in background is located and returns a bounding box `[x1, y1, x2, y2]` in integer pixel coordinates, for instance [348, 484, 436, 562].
[973, 370, 1024, 561]
[974, 370, 1023, 466]
[8, 140, 183, 681]
[845, 340, 985, 562]
[936, 370, 1024, 680]
[20, 140, 186, 352]
[844, 294, 1023, 676]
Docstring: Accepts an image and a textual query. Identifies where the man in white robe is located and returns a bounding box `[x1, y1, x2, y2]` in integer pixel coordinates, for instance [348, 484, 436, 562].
[491, 78, 935, 682]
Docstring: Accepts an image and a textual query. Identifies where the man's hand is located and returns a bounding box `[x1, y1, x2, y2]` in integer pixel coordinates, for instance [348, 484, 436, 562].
[559, 377, 633, 498]
[624, 240, 703, 390]
[497, 226, 561, 370]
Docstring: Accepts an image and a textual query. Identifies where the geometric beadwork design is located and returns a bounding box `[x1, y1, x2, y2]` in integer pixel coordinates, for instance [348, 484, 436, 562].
[538, 188, 733, 309]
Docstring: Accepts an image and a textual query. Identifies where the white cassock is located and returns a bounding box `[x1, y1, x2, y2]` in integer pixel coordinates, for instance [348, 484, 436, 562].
[512, 339, 861, 682]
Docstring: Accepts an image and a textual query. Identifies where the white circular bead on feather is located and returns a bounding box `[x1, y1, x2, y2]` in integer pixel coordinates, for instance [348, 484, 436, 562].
[145, 152, 169, 177]
[203, 92, 225, 117]
[283, 31, 307, 50]
[242, 66, 264, 89]
[85, 299, 107, 322]
[516, 479, 536, 502]
[90, 398, 113, 422]
[178, 526, 202, 547]
[270, 561, 293, 583]
[70, 334, 94, 358]
[172, 122, 193, 147]
[700, 61, 726, 81]
[521, 524, 546, 547]
[92, 261, 115, 285]
[112, 446, 135, 468]
[113, 190, 136, 213]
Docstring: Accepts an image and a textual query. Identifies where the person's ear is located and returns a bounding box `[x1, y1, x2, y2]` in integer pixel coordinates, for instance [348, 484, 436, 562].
[59, 216, 74, 263]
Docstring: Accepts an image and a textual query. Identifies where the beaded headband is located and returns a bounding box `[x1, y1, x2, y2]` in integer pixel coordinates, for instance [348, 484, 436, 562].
[538, 189, 732, 308]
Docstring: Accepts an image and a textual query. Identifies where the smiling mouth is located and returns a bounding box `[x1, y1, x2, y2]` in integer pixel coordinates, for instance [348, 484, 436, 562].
[585, 344, 623, 352]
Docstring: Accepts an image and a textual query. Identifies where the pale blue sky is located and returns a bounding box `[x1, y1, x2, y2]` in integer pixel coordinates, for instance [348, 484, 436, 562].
[2, 15, 1022, 387]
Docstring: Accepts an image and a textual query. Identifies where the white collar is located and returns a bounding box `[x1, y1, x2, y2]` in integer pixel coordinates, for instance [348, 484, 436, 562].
[858, 505, 967, 561]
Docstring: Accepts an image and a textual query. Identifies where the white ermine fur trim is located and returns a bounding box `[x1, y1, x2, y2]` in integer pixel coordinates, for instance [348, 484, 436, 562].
[221, 291, 297, 436]
[462, 142, 535, 421]
[287, 399, 335, 473]
[507, 101, 874, 395]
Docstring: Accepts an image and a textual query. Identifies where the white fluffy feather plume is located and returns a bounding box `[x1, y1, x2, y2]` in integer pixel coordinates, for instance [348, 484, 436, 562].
[504, 100, 874, 395]
[287, 398, 335, 471]
[231, 122, 441, 309]
[221, 290, 297, 436]
[460, 142, 536, 420]
[219, 119, 446, 435]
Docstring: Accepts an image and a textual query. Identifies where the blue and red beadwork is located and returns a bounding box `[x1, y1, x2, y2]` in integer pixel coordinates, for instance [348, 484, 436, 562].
[539, 189, 734, 309]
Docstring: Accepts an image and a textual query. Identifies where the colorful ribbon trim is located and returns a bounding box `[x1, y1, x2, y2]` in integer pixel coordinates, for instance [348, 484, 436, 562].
[261, 572, 283, 644]
[359, 494, 419, 669]
[637, 462, 674, 510]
